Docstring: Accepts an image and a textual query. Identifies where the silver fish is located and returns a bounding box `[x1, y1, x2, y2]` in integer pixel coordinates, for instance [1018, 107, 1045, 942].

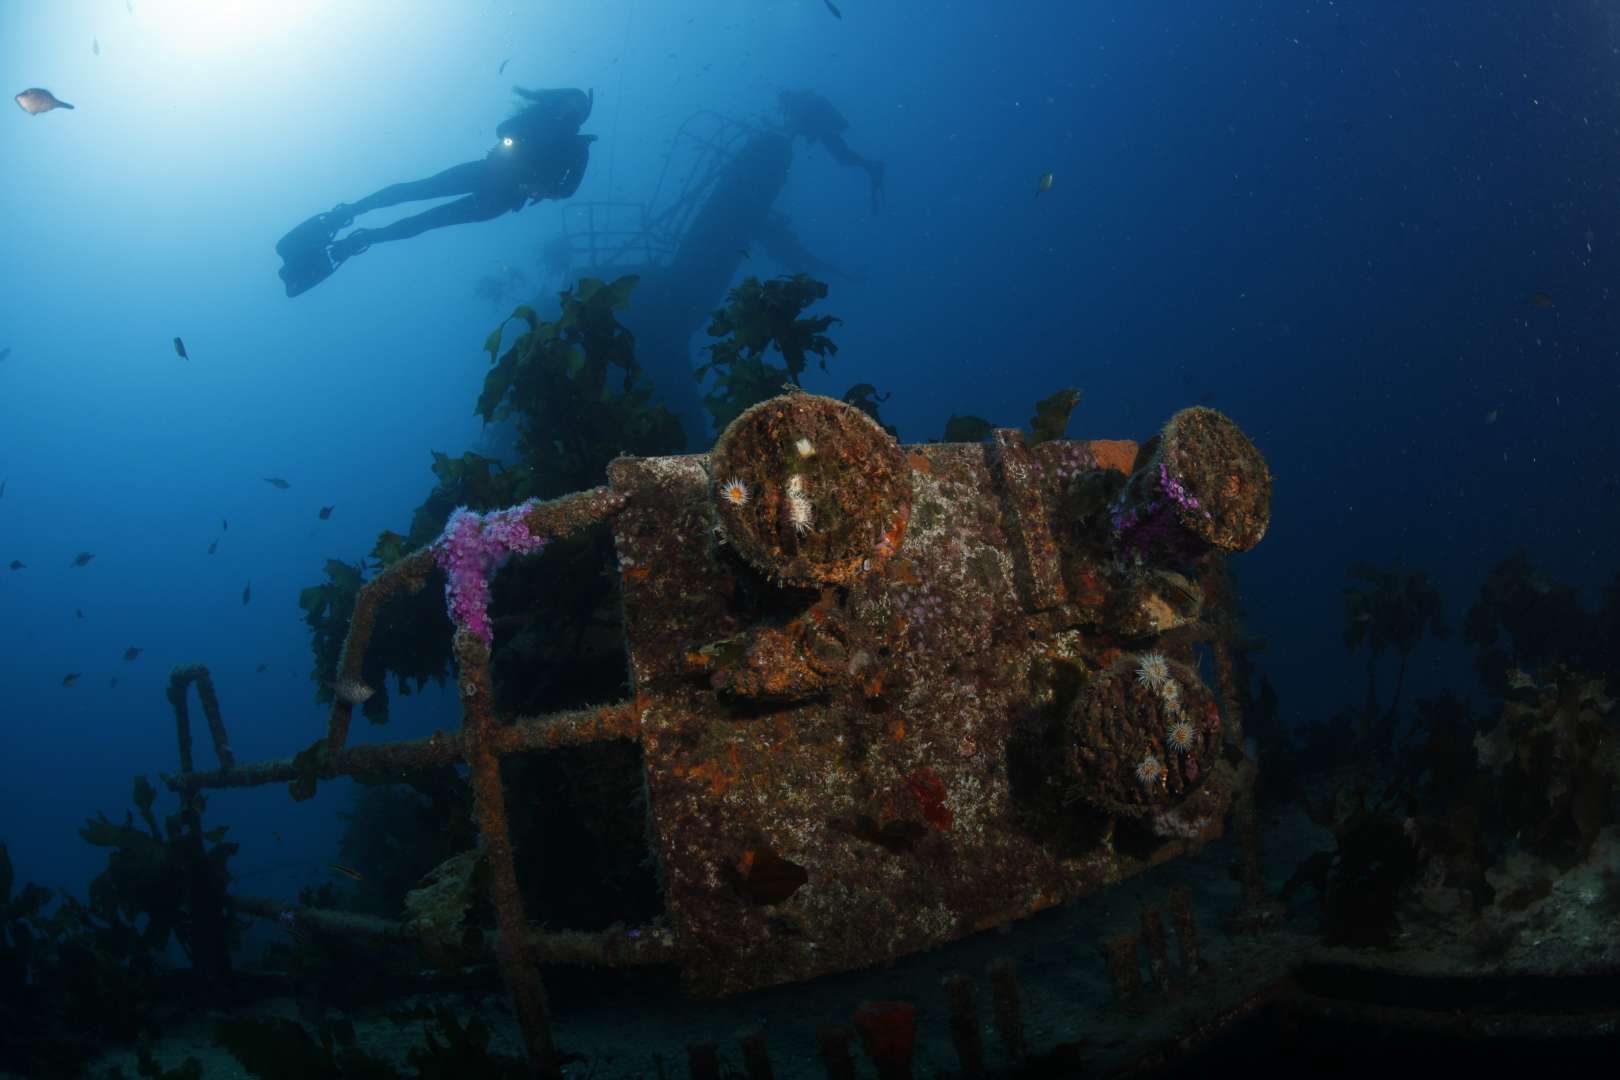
[333, 678, 375, 706]
[15, 88, 75, 115]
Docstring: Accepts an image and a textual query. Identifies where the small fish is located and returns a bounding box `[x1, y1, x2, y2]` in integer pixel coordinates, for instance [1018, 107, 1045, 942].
[332, 678, 375, 705]
[75, 609, 85, 619]
[62, 672, 81, 687]
[1035, 171, 1054, 198]
[71, 551, 94, 567]
[255, 663, 268, 673]
[242, 581, 251, 605]
[329, 863, 364, 881]
[109, 676, 118, 688]
[221, 517, 228, 531]
[1, 347, 11, 363]
[7, 561, 23, 571]
[264, 477, 290, 489]
[123, 647, 142, 661]
[273, 831, 281, 842]
[15, 88, 74, 115]
[738, 247, 751, 259]
[173, 336, 188, 360]
[1484, 410, 1498, 425]
[498, 57, 511, 74]
[823, 0, 842, 17]
[207, 538, 219, 555]
[318, 505, 333, 520]
[1, 476, 6, 497]
[93, 36, 100, 57]
[1527, 291, 1554, 309]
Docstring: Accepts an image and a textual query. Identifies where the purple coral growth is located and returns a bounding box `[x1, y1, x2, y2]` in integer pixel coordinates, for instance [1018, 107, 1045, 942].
[1109, 462, 1211, 563]
[433, 502, 549, 644]
[1157, 463, 1200, 511]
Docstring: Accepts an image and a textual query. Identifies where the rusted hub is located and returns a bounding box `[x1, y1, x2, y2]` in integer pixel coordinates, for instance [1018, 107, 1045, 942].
[1062, 654, 1222, 816]
[1160, 407, 1270, 552]
[1112, 407, 1270, 561]
[709, 393, 911, 587]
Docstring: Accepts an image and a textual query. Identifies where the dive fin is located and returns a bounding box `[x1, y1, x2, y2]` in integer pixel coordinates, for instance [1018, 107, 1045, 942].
[275, 211, 346, 298]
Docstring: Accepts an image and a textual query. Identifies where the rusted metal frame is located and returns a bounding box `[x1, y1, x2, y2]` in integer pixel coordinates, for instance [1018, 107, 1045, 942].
[163, 487, 633, 1079]
[164, 701, 641, 794]
[325, 488, 631, 757]
[236, 894, 676, 967]
[431, 486, 629, 1079]
[167, 664, 236, 773]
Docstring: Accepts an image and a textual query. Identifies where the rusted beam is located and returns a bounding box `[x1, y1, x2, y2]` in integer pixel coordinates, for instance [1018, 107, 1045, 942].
[455, 628, 559, 1079]
[163, 700, 640, 793]
[235, 894, 677, 966]
[326, 548, 437, 754]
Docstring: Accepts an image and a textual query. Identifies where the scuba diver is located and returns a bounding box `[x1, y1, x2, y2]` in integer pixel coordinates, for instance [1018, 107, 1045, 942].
[276, 87, 596, 297]
[773, 89, 886, 212]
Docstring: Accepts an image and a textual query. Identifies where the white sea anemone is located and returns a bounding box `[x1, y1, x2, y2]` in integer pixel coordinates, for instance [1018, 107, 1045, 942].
[1135, 652, 1170, 692]
[1165, 718, 1197, 753]
[788, 492, 814, 534]
[1135, 752, 1164, 788]
[718, 478, 750, 507]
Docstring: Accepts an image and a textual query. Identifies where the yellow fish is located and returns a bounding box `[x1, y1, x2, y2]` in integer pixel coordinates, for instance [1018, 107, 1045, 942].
[329, 863, 364, 881]
[1035, 171, 1054, 199]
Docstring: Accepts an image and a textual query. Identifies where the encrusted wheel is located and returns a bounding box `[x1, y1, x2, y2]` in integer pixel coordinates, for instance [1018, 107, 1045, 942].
[710, 393, 911, 587]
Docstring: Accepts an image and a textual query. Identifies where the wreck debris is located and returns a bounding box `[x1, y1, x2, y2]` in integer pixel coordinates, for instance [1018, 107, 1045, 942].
[154, 393, 1273, 1078]
[686, 1041, 720, 1080]
[851, 1001, 918, 1080]
[942, 973, 986, 1076]
[1140, 903, 1172, 991]
[987, 957, 1028, 1064]
[1101, 929, 1143, 1009]
[815, 1026, 857, 1080]
[1168, 885, 1201, 974]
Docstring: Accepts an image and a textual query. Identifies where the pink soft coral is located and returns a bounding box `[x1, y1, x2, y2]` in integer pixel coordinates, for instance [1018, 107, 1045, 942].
[432, 502, 549, 645]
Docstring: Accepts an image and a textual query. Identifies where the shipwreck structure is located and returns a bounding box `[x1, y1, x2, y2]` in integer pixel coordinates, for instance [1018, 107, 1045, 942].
[164, 392, 1272, 1077]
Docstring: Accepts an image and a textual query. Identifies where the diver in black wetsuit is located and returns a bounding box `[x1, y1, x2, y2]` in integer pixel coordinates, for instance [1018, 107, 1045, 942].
[773, 89, 885, 211]
[276, 87, 595, 297]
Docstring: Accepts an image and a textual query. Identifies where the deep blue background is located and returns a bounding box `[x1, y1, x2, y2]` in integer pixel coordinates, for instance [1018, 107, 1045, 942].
[2, 1, 1617, 903]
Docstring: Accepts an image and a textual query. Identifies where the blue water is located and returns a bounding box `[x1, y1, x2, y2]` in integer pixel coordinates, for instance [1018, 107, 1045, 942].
[1, 0, 1616, 992]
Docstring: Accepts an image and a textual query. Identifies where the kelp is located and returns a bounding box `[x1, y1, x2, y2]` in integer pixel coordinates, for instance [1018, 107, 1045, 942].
[697, 273, 841, 430]
[941, 387, 1081, 445]
[842, 383, 897, 436]
[1028, 387, 1082, 446]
